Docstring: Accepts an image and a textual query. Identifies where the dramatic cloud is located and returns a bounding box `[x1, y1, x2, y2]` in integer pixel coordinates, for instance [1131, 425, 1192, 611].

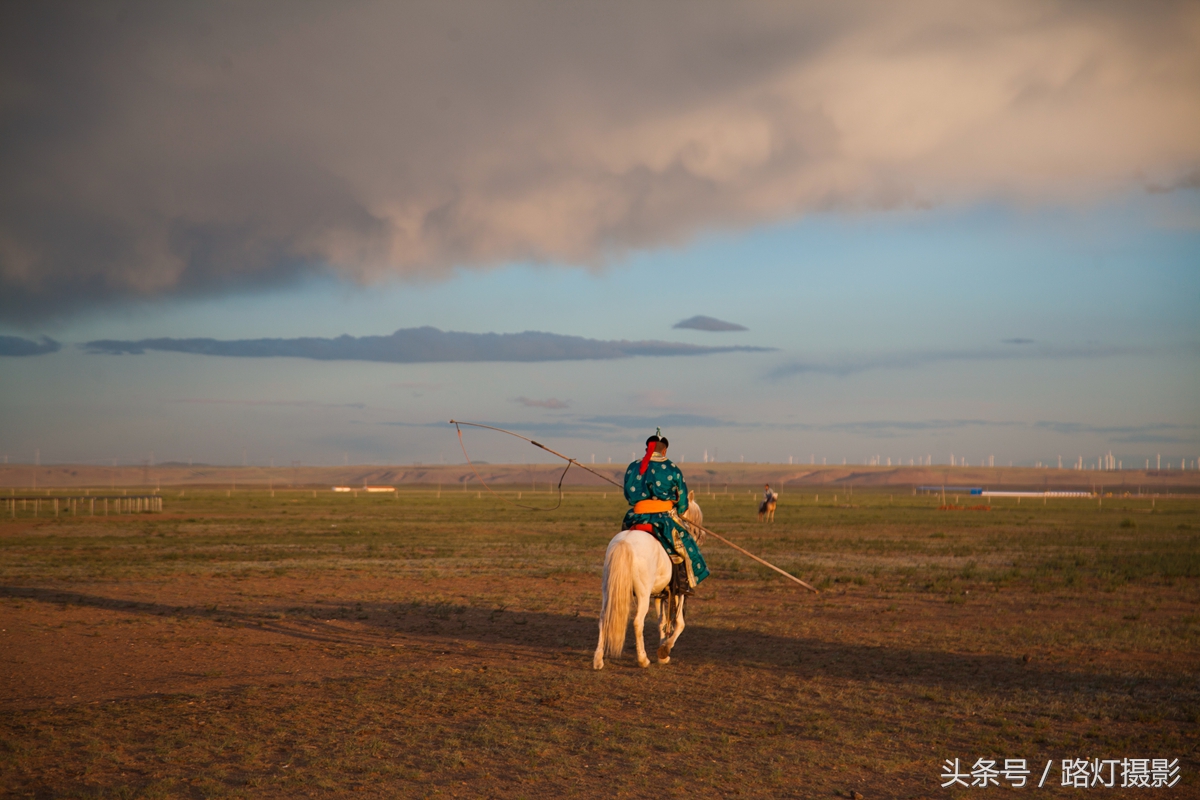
[514, 397, 570, 409]
[0, 335, 60, 356]
[673, 315, 748, 332]
[83, 326, 772, 363]
[2, 1, 1198, 319]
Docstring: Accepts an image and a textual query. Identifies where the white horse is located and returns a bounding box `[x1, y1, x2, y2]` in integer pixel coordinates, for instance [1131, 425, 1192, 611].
[593, 492, 703, 670]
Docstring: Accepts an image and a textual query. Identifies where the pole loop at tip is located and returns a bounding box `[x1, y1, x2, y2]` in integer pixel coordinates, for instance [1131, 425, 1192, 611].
[452, 421, 570, 511]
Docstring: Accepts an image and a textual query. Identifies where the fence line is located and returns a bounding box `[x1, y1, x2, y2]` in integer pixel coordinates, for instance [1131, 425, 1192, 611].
[5, 495, 161, 518]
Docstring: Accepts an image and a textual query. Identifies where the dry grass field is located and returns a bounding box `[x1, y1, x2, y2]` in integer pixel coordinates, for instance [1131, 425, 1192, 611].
[1, 484, 1197, 798]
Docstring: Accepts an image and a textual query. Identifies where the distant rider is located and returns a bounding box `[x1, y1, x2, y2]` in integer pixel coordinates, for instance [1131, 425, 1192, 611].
[621, 430, 709, 595]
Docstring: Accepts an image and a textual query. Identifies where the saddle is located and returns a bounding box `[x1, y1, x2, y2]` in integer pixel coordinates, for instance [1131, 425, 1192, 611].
[631, 523, 693, 597]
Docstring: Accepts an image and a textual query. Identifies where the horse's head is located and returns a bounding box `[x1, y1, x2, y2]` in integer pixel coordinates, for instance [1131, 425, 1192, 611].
[682, 490, 704, 537]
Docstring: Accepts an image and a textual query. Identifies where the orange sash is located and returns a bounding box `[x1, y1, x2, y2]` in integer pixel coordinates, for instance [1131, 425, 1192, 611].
[633, 499, 674, 514]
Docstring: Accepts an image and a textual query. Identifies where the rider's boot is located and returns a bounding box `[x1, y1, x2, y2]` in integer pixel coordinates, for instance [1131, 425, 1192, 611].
[672, 560, 695, 596]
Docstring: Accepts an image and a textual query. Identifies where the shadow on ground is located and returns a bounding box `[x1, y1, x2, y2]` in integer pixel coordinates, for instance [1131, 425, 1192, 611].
[1, 585, 1169, 702]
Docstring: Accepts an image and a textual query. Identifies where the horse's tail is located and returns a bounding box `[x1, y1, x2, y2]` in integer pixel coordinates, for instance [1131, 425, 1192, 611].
[600, 539, 635, 659]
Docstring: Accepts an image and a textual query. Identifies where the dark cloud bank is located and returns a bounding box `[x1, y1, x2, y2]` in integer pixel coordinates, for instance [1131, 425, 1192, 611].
[0, 335, 60, 356]
[1, 2, 1198, 321]
[84, 327, 772, 364]
[674, 315, 747, 332]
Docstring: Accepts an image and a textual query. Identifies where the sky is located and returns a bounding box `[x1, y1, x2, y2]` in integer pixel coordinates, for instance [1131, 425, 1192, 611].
[1, 1, 1198, 470]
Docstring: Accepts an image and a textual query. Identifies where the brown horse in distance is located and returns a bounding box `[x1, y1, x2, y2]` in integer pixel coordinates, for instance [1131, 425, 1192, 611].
[758, 495, 777, 522]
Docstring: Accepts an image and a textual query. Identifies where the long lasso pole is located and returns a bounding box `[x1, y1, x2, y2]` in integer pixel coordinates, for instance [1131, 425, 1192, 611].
[671, 512, 818, 593]
[450, 420, 622, 488]
[448, 420, 818, 593]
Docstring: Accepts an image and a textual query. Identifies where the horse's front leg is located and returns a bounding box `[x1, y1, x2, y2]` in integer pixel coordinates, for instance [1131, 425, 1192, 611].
[632, 590, 652, 668]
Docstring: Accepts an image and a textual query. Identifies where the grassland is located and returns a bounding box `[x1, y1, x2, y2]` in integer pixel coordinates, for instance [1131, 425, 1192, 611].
[1, 486, 1197, 798]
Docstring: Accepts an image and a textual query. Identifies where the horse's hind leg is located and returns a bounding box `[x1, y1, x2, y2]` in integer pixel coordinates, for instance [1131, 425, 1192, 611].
[593, 619, 606, 670]
[657, 596, 686, 663]
[632, 591, 651, 668]
[656, 598, 671, 664]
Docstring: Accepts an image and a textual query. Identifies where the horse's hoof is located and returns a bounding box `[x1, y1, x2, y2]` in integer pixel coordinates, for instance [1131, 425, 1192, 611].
[637, 657, 650, 668]
[592, 655, 604, 670]
[656, 644, 671, 662]
[657, 655, 670, 665]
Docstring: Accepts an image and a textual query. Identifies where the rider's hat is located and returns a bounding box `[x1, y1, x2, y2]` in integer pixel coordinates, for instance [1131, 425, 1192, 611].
[638, 428, 667, 475]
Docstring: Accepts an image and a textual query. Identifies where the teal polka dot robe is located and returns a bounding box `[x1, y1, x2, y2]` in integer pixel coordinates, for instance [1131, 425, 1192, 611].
[621, 456, 710, 586]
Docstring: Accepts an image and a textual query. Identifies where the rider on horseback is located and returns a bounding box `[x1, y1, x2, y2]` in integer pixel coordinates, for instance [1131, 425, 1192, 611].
[622, 430, 709, 595]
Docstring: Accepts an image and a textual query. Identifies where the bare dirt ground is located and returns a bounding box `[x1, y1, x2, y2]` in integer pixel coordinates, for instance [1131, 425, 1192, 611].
[1, 489, 1197, 799]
